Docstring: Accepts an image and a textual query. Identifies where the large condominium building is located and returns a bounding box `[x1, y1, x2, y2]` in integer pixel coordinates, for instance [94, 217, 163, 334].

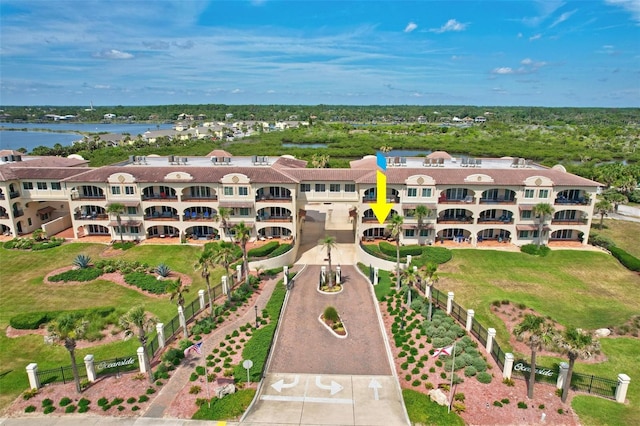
[0, 149, 600, 248]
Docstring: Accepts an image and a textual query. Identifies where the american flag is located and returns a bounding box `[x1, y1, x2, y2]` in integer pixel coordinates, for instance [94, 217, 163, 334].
[183, 341, 203, 357]
[432, 345, 454, 357]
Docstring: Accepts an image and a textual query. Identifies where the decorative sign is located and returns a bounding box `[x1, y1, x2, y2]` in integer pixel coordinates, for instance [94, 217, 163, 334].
[96, 357, 136, 372]
[513, 361, 555, 378]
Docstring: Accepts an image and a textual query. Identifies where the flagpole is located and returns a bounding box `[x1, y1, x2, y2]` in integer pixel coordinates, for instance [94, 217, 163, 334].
[448, 342, 456, 414]
[203, 352, 211, 408]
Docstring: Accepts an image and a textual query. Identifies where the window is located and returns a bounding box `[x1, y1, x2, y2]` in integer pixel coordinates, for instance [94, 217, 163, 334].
[521, 210, 532, 219]
[125, 186, 135, 195]
[407, 188, 417, 197]
[111, 186, 121, 195]
[345, 184, 356, 192]
[127, 206, 137, 215]
[519, 231, 529, 238]
[524, 189, 534, 198]
[419, 229, 430, 237]
[315, 184, 325, 192]
[224, 187, 233, 196]
[422, 188, 432, 197]
[404, 229, 415, 237]
[300, 184, 310, 192]
[23, 182, 33, 190]
[28, 218, 32, 226]
[239, 187, 248, 196]
[539, 189, 549, 198]
[239, 208, 250, 216]
[37, 182, 47, 190]
[330, 184, 341, 192]
[130, 226, 140, 234]
[51, 182, 61, 190]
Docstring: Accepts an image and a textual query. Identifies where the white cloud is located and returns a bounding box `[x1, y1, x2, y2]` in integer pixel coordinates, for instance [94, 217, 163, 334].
[231, 88, 243, 94]
[404, 22, 418, 33]
[550, 9, 577, 28]
[605, 0, 640, 23]
[429, 19, 467, 33]
[492, 67, 514, 75]
[529, 34, 542, 41]
[93, 49, 134, 59]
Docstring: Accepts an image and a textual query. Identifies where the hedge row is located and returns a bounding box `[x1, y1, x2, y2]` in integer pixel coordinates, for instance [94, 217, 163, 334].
[267, 243, 292, 258]
[49, 268, 104, 282]
[609, 246, 640, 272]
[379, 241, 424, 257]
[248, 241, 280, 258]
[124, 272, 170, 294]
[363, 242, 452, 265]
[10, 307, 116, 330]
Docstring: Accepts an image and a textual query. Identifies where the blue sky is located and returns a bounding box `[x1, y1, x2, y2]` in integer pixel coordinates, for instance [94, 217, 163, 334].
[1, 0, 638, 107]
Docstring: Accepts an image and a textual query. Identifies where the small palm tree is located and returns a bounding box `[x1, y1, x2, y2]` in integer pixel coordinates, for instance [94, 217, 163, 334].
[420, 263, 438, 321]
[413, 205, 432, 240]
[514, 314, 556, 399]
[32, 228, 46, 241]
[386, 213, 404, 289]
[120, 306, 158, 384]
[233, 222, 252, 286]
[47, 314, 88, 394]
[106, 202, 126, 242]
[167, 277, 189, 310]
[554, 328, 600, 403]
[211, 244, 238, 295]
[401, 266, 420, 306]
[213, 207, 232, 241]
[532, 203, 554, 247]
[319, 235, 338, 288]
[194, 250, 215, 317]
[594, 199, 613, 230]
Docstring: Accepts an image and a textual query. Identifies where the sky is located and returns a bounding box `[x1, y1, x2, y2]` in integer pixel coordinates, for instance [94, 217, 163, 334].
[0, 0, 639, 107]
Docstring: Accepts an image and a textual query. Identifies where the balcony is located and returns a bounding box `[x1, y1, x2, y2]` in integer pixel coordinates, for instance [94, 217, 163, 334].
[362, 196, 400, 204]
[12, 209, 24, 218]
[144, 214, 180, 221]
[9, 191, 20, 199]
[554, 198, 590, 206]
[479, 197, 515, 205]
[257, 216, 292, 223]
[72, 193, 105, 201]
[74, 213, 108, 220]
[255, 195, 292, 202]
[437, 216, 473, 224]
[142, 194, 178, 201]
[181, 195, 217, 202]
[478, 218, 514, 225]
[0, 194, 5, 200]
[438, 196, 475, 204]
[551, 218, 587, 225]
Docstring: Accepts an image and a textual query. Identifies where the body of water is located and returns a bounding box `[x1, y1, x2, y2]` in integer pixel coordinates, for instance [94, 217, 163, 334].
[0, 122, 173, 152]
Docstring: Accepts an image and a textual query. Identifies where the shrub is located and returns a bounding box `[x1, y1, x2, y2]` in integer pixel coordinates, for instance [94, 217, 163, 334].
[464, 366, 477, 377]
[501, 398, 510, 404]
[138, 395, 149, 403]
[248, 241, 280, 258]
[59, 397, 72, 406]
[477, 372, 492, 384]
[65, 404, 77, 413]
[412, 379, 421, 387]
[323, 306, 339, 323]
[452, 402, 466, 414]
[49, 267, 103, 282]
[125, 272, 168, 294]
[610, 246, 640, 271]
[502, 378, 515, 386]
[155, 263, 171, 277]
[25, 405, 37, 413]
[190, 385, 202, 395]
[112, 241, 135, 250]
[268, 243, 293, 258]
[520, 244, 550, 256]
[454, 393, 465, 402]
[539, 404, 545, 409]
[78, 398, 90, 407]
[22, 388, 39, 400]
[78, 405, 90, 413]
[379, 241, 423, 257]
[146, 387, 156, 395]
[558, 408, 564, 414]
[493, 401, 503, 407]
[424, 382, 434, 390]
[73, 254, 92, 269]
[132, 406, 140, 411]
[126, 397, 136, 404]
[517, 401, 528, 409]
[419, 246, 453, 264]
[42, 398, 53, 407]
[588, 232, 616, 249]
[43, 406, 56, 414]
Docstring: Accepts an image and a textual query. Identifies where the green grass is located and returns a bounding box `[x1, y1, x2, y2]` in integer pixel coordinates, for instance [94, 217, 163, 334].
[403, 388, 464, 425]
[592, 221, 640, 258]
[192, 388, 256, 420]
[0, 242, 224, 410]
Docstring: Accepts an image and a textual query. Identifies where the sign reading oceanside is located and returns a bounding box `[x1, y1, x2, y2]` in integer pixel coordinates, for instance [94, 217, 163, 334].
[514, 361, 556, 378]
[96, 357, 137, 372]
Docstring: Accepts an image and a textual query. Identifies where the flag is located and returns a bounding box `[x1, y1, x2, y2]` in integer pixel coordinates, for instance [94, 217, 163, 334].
[432, 345, 454, 357]
[184, 341, 203, 357]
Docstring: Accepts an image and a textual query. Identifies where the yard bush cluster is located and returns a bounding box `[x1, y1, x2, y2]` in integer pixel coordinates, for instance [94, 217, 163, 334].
[10, 306, 116, 330]
[520, 244, 551, 256]
[124, 272, 169, 294]
[267, 243, 292, 258]
[248, 241, 280, 258]
[3, 236, 65, 251]
[363, 242, 452, 265]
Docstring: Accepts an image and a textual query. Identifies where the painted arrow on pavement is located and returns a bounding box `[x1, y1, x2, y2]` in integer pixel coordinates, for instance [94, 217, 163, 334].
[315, 376, 343, 396]
[271, 375, 299, 393]
[368, 378, 382, 400]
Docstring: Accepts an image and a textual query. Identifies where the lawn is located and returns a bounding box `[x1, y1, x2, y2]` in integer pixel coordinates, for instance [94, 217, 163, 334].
[0, 242, 223, 411]
[592, 219, 640, 258]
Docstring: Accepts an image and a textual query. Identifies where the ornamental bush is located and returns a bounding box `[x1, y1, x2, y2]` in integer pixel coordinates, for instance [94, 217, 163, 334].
[323, 306, 339, 323]
[268, 243, 293, 258]
[248, 241, 280, 258]
[49, 267, 103, 282]
[379, 241, 423, 257]
[124, 272, 168, 294]
[610, 246, 640, 272]
[477, 372, 492, 384]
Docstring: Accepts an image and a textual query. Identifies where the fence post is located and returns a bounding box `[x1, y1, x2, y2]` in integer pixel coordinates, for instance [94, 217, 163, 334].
[26, 363, 40, 390]
[446, 292, 454, 315]
[503, 353, 514, 380]
[557, 362, 569, 390]
[84, 354, 97, 383]
[137, 347, 147, 374]
[178, 306, 187, 339]
[406, 255, 412, 268]
[486, 328, 496, 354]
[198, 289, 206, 311]
[222, 275, 229, 298]
[466, 309, 474, 331]
[374, 267, 379, 285]
[283, 265, 289, 280]
[320, 266, 326, 284]
[236, 264, 242, 282]
[156, 323, 165, 349]
[615, 374, 631, 403]
[336, 266, 341, 284]
[283, 273, 289, 289]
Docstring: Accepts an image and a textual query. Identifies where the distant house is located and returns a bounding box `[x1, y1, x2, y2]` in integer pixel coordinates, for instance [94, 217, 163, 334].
[103, 113, 116, 120]
[475, 116, 487, 123]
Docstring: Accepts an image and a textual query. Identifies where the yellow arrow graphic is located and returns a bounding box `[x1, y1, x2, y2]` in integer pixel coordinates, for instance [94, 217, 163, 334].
[370, 170, 393, 224]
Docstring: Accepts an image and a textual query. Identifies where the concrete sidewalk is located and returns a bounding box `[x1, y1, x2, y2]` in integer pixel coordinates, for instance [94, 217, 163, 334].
[0, 417, 235, 426]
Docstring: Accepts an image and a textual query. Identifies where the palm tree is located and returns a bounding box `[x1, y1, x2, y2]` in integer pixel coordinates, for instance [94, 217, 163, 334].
[420, 262, 438, 321]
[386, 213, 404, 289]
[233, 222, 252, 286]
[194, 251, 215, 317]
[513, 314, 556, 399]
[603, 192, 628, 213]
[532, 203, 554, 247]
[594, 199, 613, 230]
[319, 235, 338, 288]
[401, 266, 420, 307]
[213, 207, 232, 241]
[120, 306, 158, 384]
[211, 244, 238, 295]
[106, 202, 126, 242]
[167, 277, 189, 310]
[47, 314, 88, 394]
[413, 205, 432, 243]
[554, 328, 600, 403]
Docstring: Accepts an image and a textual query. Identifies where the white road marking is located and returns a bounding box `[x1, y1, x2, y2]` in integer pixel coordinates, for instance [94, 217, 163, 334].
[261, 395, 353, 405]
[315, 375, 343, 395]
[271, 375, 300, 392]
[368, 378, 382, 400]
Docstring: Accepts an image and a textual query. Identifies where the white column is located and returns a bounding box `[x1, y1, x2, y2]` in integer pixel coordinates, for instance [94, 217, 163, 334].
[406, 255, 412, 268]
[26, 363, 40, 390]
[557, 362, 569, 390]
[321, 266, 326, 284]
[446, 291, 454, 315]
[137, 347, 147, 374]
[486, 328, 496, 354]
[616, 374, 631, 404]
[283, 274, 288, 288]
[503, 353, 515, 380]
[466, 309, 474, 332]
[236, 264, 242, 282]
[336, 266, 341, 284]
[222, 275, 229, 297]
[198, 289, 206, 310]
[374, 267, 379, 285]
[84, 354, 96, 383]
[178, 306, 187, 338]
[283, 265, 289, 277]
[156, 323, 165, 348]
